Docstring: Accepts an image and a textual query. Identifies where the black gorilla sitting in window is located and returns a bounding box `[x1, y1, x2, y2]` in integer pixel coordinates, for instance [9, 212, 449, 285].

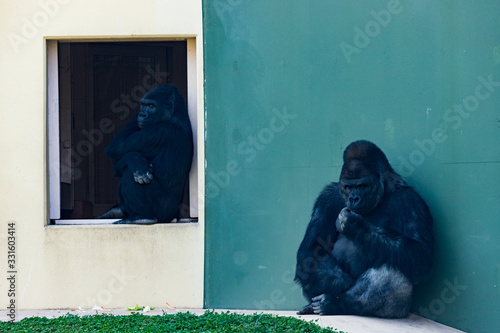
[295, 140, 433, 318]
[98, 85, 193, 224]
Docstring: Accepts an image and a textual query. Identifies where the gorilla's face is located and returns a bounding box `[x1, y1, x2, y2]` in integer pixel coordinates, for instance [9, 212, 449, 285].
[137, 86, 177, 129]
[339, 160, 384, 215]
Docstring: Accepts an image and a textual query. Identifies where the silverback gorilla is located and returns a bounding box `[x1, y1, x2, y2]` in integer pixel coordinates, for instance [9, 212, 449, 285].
[98, 85, 193, 224]
[295, 140, 433, 318]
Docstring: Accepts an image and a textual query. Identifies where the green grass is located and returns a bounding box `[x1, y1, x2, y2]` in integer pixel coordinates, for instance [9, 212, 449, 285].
[0, 310, 345, 332]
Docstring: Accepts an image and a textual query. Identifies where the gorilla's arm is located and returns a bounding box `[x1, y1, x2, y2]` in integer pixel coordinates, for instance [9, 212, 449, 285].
[109, 121, 191, 183]
[105, 116, 141, 161]
[105, 116, 175, 161]
[295, 183, 353, 300]
[337, 187, 434, 284]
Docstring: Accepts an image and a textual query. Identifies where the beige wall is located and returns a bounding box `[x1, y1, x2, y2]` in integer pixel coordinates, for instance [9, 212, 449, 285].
[0, 0, 204, 309]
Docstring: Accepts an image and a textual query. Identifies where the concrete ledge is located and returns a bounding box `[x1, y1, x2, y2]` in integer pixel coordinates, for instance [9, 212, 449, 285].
[1, 308, 465, 332]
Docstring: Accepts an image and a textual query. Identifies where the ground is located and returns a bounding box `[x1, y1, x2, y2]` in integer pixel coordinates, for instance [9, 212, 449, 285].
[1, 308, 465, 333]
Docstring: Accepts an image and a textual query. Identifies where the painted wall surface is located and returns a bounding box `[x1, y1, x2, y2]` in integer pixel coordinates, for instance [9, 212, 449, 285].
[0, 0, 205, 310]
[203, 1, 500, 332]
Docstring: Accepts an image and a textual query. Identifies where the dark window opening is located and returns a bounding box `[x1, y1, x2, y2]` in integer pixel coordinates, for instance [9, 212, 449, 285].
[56, 41, 194, 221]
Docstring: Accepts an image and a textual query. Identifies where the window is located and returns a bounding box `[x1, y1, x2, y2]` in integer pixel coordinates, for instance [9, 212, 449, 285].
[47, 39, 198, 224]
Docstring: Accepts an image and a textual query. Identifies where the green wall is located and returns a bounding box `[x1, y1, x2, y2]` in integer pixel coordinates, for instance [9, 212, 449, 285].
[203, 1, 500, 332]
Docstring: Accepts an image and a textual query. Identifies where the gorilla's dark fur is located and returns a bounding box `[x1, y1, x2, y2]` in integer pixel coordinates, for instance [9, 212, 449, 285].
[295, 140, 433, 318]
[99, 84, 193, 224]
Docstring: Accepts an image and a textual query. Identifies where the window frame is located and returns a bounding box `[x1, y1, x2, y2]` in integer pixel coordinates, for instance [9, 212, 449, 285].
[47, 38, 199, 225]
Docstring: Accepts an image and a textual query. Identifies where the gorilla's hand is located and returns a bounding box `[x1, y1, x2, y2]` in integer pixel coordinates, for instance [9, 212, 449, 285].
[133, 168, 153, 184]
[336, 207, 364, 237]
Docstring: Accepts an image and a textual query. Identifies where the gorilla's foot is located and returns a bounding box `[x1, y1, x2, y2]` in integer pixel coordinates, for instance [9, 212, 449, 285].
[97, 205, 125, 219]
[311, 294, 342, 316]
[113, 217, 158, 224]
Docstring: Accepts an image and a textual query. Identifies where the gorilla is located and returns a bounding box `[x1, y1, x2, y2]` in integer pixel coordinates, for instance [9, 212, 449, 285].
[98, 84, 193, 224]
[295, 140, 433, 318]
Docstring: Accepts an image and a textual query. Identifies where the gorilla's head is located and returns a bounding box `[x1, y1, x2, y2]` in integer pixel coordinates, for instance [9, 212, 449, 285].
[137, 85, 188, 129]
[339, 140, 405, 215]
